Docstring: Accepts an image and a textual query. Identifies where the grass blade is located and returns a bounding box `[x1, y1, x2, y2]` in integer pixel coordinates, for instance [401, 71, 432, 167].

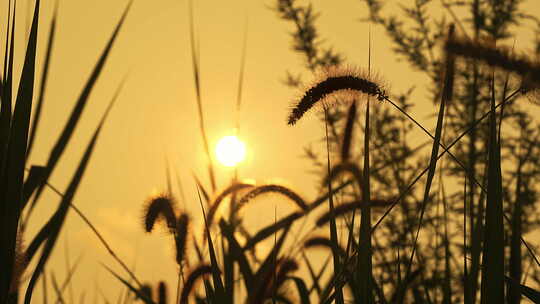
[480, 75, 505, 303]
[0, 0, 14, 174]
[26, 0, 133, 220]
[21, 165, 46, 209]
[219, 219, 254, 291]
[340, 102, 356, 162]
[358, 34, 373, 302]
[23, 78, 118, 304]
[441, 174, 452, 304]
[405, 24, 454, 281]
[25, 0, 57, 160]
[188, 0, 216, 193]
[193, 173, 210, 205]
[508, 178, 523, 303]
[102, 265, 155, 304]
[196, 185, 226, 303]
[323, 107, 344, 304]
[289, 277, 310, 304]
[505, 276, 540, 303]
[50, 272, 65, 304]
[0, 0, 39, 299]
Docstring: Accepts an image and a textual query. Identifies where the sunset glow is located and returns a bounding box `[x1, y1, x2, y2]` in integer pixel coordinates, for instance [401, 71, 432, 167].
[215, 135, 246, 167]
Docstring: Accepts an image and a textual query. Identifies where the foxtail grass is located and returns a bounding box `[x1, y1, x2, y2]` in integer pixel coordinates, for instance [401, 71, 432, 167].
[205, 182, 254, 232]
[174, 213, 190, 266]
[142, 194, 177, 233]
[287, 65, 387, 125]
[445, 33, 540, 92]
[236, 184, 308, 211]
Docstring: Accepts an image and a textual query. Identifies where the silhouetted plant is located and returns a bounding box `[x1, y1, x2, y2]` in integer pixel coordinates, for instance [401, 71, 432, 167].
[276, 0, 540, 303]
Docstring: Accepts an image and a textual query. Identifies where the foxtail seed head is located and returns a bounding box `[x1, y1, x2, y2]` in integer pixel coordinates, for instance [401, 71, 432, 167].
[174, 213, 190, 266]
[288, 65, 388, 125]
[142, 193, 177, 233]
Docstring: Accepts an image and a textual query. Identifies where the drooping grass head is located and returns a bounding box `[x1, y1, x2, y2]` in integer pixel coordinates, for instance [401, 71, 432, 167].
[287, 65, 388, 125]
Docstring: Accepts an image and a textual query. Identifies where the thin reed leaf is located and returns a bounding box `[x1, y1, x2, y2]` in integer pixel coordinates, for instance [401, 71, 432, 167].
[222, 225, 234, 303]
[289, 277, 310, 304]
[249, 227, 291, 304]
[21, 80, 142, 293]
[0, 1, 38, 299]
[311, 255, 332, 299]
[480, 76, 505, 304]
[504, 276, 540, 303]
[157, 282, 167, 304]
[188, 0, 216, 192]
[406, 24, 454, 280]
[26, 0, 132, 221]
[323, 108, 344, 304]
[508, 165, 523, 303]
[300, 252, 321, 297]
[389, 269, 423, 304]
[192, 235, 204, 262]
[235, 19, 248, 133]
[23, 77, 120, 304]
[196, 186, 226, 302]
[102, 265, 155, 304]
[26, 1, 57, 160]
[165, 158, 173, 196]
[193, 174, 210, 205]
[0, 0, 14, 177]
[21, 165, 46, 209]
[358, 40, 373, 301]
[463, 173, 472, 304]
[54, 253, 83, 304]
[372, 89, 519, 237]
[341, 102, 357, 161]
[50, 272, 64, 304]
[219, 219, 254, 291]
[440, 174, 452, 304]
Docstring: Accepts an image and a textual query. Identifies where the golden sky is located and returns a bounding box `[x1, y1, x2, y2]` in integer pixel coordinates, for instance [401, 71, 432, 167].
[13, 0, 540, 301]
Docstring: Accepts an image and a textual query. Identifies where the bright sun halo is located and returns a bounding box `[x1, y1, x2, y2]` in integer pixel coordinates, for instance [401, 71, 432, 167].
[215, 135, 246, 167]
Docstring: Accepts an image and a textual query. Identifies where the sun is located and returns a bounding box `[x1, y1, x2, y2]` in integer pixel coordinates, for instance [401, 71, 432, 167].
[215, 135, 246, 167]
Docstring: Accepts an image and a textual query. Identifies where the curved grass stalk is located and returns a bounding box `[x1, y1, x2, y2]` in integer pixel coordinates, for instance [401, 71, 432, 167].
[322, 162, 363, 192]
[179, 264, 212, 304]
[205, 182, 254, 232]
[236, 184, 308, 211]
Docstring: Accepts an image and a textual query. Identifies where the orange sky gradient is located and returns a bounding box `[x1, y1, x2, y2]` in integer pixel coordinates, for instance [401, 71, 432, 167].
[6, 0, 540, 301]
